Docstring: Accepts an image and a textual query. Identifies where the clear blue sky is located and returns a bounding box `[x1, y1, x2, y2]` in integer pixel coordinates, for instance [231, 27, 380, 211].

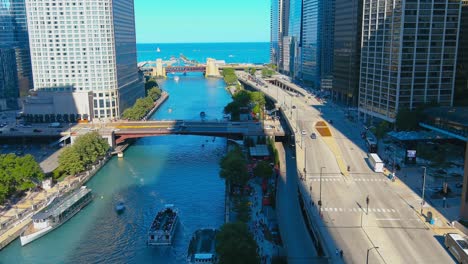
[134, 0, 270, 43]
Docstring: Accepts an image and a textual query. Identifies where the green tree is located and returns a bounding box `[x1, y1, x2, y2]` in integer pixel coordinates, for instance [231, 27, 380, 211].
[58, 146, 85, 176]
[374, 121, 391, 142]
[395, 108, 421, 131]
[0, 153, 44, 203]
[147, 86, 162, 101]
[216, 222, 260, 264]
[261, 68, 274, 78]
[249, 68, 256, 75]
[233, 197, 251, 222]
[253, 161, 273, 179]
[220, 148, 249, 187]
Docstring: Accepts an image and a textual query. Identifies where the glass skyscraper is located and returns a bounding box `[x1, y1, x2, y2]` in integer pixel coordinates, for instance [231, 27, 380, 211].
[301, 0, 320, 88]
[0, 0, 18, 110]
[25, 0, 144, 119]
[288, 0, 302, 79]
[332, 0, 362, 105]
[320, 0, 334, 90]
[271, 0, 289, 70]
[359, 0, 461, 122]
[455, 0, 468, 106]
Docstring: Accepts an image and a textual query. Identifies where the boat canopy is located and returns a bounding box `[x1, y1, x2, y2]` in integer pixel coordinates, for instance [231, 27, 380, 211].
[32, 187, 91, 220]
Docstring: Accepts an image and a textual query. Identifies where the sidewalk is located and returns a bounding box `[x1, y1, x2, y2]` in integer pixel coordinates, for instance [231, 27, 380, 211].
[382, 167, 460, 236]
[247, 178, 278, 264]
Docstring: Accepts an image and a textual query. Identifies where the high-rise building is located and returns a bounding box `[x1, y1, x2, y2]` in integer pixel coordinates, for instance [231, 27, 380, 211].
[0, 47, 19, 110]
[270, 0, 290, 71]
[0, 0, 17, 110]
[455, 1, 468, 106]
[288, 0, 302, 80]
[359, 0, 461, 123]
[301, 0, 321, 88]
[332, 0, 362, 106]
[24, 0, 144, 119]
[320, 0, 334, 91]
[10, 0, 33, 97]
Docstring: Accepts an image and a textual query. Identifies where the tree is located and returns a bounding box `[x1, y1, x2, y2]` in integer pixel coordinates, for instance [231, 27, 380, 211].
[253, 161, 273, 179]
[216, 222, 260, 264]
[147, 86, 162, 101]
[233, 197, 251, 222]
[220, 148, 249, 187]
[0, 153, 44, 203]
[374, 121, 391, 142]
[249, 68, 256, 75]
[58, 146, 85, 176]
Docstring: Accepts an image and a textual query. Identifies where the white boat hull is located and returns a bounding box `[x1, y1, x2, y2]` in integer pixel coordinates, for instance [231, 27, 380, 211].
[20, 225, 53, 246]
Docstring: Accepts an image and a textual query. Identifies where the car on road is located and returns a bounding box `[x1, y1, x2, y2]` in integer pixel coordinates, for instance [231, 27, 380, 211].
[10, 127, 17, 131]
[166, 127, 175, 131]
[311, 133, 316, 139]
[292, 105, 296, 109]
[301, 130, 307, 135]
[33, 129, 42, 133]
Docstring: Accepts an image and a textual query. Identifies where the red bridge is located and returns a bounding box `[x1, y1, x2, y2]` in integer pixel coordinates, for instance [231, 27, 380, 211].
[165, 66, 206, 73]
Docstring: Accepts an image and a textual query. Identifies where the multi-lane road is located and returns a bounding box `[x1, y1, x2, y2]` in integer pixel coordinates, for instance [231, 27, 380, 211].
[238, 72, 454, 263]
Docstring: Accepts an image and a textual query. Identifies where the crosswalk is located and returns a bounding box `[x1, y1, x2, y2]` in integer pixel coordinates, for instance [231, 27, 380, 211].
[309, 178, 387, 182]
[320, 207, 398, 213]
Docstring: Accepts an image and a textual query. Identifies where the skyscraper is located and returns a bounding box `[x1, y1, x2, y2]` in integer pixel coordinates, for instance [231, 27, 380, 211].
[271, 0, 290, 71]
[332, 0, 362, 106]
[455, 0, 468, 106]
[359, 0, 461, 122]
[25, 0, 144, 119]
[320, 0, 334, 90]
[288, 0, 302, 80]
[10, 0, 33, 97]
[0, 0, 19, 110]
[301, 0, 321, 88]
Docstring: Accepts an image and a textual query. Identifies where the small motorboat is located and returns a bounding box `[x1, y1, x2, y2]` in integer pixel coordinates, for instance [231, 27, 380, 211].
[115, 202, 125, 213]
[200, 111, 206, 118]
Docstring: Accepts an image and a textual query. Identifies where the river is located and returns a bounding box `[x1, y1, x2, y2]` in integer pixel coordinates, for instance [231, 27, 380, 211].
[0, 73, 232, 264]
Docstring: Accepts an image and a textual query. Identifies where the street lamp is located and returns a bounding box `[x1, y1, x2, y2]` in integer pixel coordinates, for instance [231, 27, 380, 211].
[318, 167, 325, 213]
[421, 166, 427, 215]
[366, 246, 379, 264]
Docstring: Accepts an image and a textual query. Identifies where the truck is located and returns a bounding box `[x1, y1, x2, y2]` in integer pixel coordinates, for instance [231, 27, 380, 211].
[368, 153, 384, 173]
[48, 122, 62, 128]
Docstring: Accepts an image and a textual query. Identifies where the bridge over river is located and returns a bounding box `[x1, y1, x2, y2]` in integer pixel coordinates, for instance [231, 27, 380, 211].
[70, 120, 286, 147]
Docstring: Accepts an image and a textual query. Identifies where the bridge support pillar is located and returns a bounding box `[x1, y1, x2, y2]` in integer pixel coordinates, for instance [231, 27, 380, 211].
[152, 58, 166, 78]
[205, 58, 221, 77]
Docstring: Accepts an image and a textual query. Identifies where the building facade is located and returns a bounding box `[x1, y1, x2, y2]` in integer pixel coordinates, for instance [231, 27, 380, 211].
[24, 0, 144, 120]
[301, 0, 321, 88]
[332, 0, 362, 106]
[288, 0, 302, 80]
[10, 0, 33, 97]
[359, 0, 461, 122]
[271, 0, 290, 71]
[455, 0, 468, 106]
[0, 47, 19, 110]
[320, 0, 334, 90]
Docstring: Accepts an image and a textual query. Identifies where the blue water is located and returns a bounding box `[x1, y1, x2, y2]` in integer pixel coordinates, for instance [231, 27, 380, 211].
[0, 43, 267, 264]
[137, 42, 270, 64]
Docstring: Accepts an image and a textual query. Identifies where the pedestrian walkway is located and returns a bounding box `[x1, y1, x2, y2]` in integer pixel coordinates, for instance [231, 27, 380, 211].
[246, 178, 277, 264]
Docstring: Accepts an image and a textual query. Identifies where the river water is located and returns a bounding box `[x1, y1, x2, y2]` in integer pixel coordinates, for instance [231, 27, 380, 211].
[0, 73, 232, 264]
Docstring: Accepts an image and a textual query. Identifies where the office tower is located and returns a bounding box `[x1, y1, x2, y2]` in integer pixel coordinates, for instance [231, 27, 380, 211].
[0, 0, 18, 110]
[320, 0, 334, 91]
[10, 0, 33, 97]
[288, 0, 302, 80]
[0, 47, 19, 110]
[270, 0, 290, 71]
[301, 0, 321, 88]
[332, 0, 362, 106]
[455, 0, 468, 106]
[24, 0, 144, 119]
[359, 0, 461, 122]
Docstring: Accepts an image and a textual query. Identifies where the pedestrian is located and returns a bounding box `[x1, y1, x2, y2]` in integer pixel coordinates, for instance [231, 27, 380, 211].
[340, 250, 343, 258]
